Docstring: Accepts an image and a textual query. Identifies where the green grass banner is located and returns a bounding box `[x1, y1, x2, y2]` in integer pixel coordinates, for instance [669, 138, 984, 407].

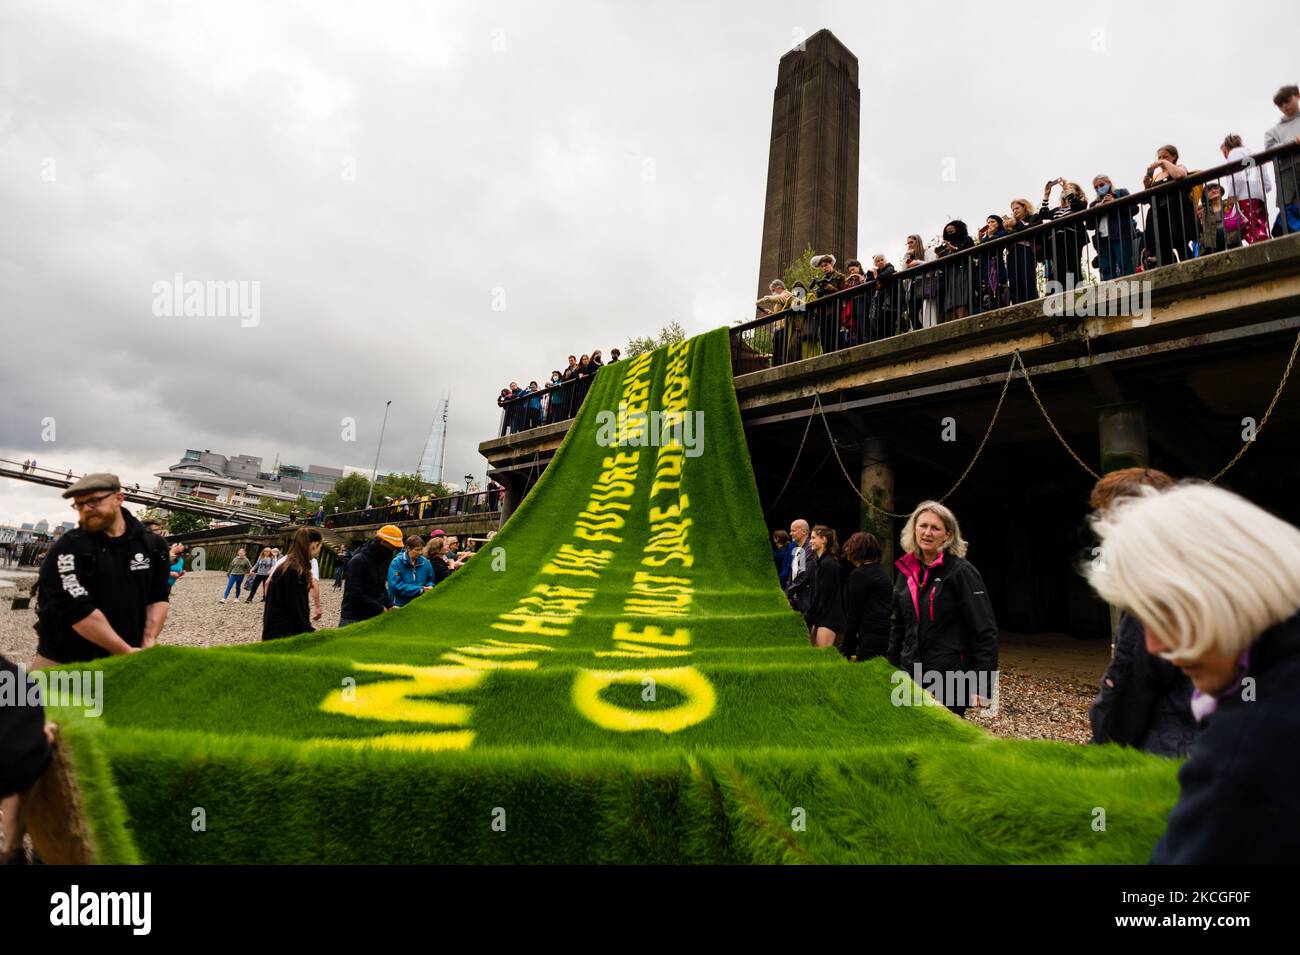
[48, 328, 1178, 863]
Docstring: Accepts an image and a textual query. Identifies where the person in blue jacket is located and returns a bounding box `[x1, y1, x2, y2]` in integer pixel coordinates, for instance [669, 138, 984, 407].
[772, 529, 795, 589]
[387, 535, 431, 608]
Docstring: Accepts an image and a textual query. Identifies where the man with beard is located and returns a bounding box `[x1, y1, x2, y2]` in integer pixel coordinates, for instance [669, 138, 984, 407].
[32, 473, 172, 667]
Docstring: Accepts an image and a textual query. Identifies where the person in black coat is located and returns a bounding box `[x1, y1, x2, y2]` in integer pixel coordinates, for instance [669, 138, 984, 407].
[262, 527, 321, 641]
[1088, 175, 1138, 280]
[868, 256, 897, 339]
[1141, 145, 1198, 268]
[1005, 199, 1041, 305]
[1039, 179, 1090, 289]
[1, 654, 55, 864]
[424, 536, 455, 585]
[1086, 482, 1300, 863]
[973, 214, 1010, 313]
[805, 525, 845, 647]
[1085, 466, 1195, 757]
[888, 501, 999, 717]
[1090, 612, 1196, 757]
[933, 219, 976, 321]
[840, 531, 893, 661]
[339, 527, 402, 626]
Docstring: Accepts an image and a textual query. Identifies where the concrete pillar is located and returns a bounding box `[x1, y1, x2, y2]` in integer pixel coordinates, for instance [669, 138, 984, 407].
[859, 437, 895, 571]
[1097, 403, 1149, 473]
[1097, 403, 1149, 651]
[499, 475, 524, 528]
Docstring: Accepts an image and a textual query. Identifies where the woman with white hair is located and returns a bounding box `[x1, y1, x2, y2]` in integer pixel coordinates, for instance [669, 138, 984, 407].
[1087, 483, 1300, 863]
[887, 501, 999, 716]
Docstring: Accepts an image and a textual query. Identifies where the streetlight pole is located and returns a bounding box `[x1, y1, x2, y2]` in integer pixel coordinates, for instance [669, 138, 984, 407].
[365, 400, 392, 510]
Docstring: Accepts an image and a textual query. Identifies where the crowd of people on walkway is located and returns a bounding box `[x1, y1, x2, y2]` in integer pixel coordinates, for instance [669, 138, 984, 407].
[497, 347, 622, 434]
[753, 84, 1300, 359]
[294, 485, 505, 531]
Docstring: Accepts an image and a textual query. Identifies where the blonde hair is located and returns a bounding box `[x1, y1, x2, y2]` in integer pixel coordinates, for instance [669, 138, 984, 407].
[899, 501, 968, 559]
[1087, 483, 1300, 662]
[1010, 198, 1034, 220]
[425, 537, 446, 557]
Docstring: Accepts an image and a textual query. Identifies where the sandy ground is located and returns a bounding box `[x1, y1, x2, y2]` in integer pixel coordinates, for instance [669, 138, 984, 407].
[967, 633, 1110, 744]
[2, 572, 1109, 744]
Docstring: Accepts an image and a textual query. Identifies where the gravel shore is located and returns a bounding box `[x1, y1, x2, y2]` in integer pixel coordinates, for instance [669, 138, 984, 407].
[1, 572, 1102, 744]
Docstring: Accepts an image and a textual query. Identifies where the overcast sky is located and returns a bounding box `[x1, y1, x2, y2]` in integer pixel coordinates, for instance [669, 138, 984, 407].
[2, 0, 1294, 526]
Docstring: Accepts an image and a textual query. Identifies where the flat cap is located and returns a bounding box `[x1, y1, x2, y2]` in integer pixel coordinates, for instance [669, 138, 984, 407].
[61, 472, 121, 498]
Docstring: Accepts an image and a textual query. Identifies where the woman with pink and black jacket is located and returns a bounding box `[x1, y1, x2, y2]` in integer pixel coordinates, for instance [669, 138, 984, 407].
[887, 500, 999, 717]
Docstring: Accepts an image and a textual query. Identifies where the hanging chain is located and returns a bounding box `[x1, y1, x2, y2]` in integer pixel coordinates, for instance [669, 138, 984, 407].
[819, 353, 1019, 518]
[1012, 349, 1100, 480]
[763, 393, 818, 516]
[1207, 328, 1300, 482]
[759, 326, 1300, 522]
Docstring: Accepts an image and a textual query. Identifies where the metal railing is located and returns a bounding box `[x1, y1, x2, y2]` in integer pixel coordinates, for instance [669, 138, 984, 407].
[323, 489, 503, 529]
[495, 371, 600, 437]
[165, 523, 276, 543]
[732, 142, 1300, 370]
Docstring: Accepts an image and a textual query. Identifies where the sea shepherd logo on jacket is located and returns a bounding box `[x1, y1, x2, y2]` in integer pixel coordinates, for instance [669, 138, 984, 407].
[50, 885, 151, 935]
[129, 552, 151, 571]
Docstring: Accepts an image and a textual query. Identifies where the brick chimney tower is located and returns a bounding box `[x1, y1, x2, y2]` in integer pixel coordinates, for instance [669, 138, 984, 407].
[756, 29, 859, 297]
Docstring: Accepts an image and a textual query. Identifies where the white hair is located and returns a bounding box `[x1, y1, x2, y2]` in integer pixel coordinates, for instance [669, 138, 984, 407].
[1087, 483, 1300, 662]
[899, 500, 968, 559]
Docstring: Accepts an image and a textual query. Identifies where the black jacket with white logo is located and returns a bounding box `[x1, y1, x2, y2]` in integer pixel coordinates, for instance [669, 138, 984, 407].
[887, 551, 999, 681]
[34, 509, 171, 663]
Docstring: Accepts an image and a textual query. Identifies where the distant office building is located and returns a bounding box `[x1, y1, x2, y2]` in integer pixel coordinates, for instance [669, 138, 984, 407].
[153, 449, 346, 508]
[281, 464, 345, 502]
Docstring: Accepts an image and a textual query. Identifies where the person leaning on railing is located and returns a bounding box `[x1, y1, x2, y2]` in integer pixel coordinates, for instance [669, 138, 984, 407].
[933, 220, 975, 322]
[1197, 181, 1237, 255]
[1141, 145, 1197, 268]
[902, 235, 938, 330]
[974, 214, 1010, 311]
[756, 278, 792, 316]
[1005, 199, 1041, 304]
[868, 254, 896, 339]
[1217, 134, 1273, 245]
[1264, 84, 1300, 236]
[1038, 179, 1089, 288]
[840, 260, 866, 346]
[1088, 175, 1138, 280]
[543, 370, 565, 424]
[808, 254, 845, 356]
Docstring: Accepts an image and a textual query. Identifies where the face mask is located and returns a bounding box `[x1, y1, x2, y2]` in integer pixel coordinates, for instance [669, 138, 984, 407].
[1096, 183, 1110, 195]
